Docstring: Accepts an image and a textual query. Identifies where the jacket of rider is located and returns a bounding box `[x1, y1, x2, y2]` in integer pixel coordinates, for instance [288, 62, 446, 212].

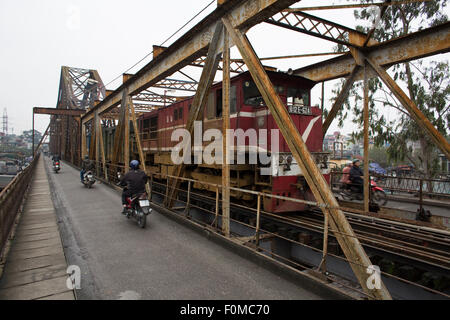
[82, 159, 94, 171]
[119, 170, 148, 196]
[350, 165, 364, 184]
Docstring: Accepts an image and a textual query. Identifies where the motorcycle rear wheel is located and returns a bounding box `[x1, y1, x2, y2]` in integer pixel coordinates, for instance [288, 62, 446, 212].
[137, 211, 146, 228]
[373, 190, 388, 206]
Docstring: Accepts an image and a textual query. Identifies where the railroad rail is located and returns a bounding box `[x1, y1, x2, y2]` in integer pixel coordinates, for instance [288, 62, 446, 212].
[87, 160, 450, 299]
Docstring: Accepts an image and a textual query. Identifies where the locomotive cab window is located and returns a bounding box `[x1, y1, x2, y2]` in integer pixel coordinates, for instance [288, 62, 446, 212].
[216, 89, 222, 118]
[142, 119, 150, 139]
[243, 81, 283, 107]
[174, 108, 178, 121]
[149, 116, 158, 139]
[243, 80, 265, 107]
[287, 87, 309, 106]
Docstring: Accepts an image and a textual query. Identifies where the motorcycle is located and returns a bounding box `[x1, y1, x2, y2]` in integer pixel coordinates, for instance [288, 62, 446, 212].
[82, 170, 96, 188]
[370, 177, 388, 206]
[123, 192, 152, 228]
[339, 177, 387, 206]
[53, 161, 61, 173]
[117, 172, 152, 228]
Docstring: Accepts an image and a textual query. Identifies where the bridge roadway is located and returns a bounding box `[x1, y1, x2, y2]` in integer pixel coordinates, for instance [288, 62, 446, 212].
[27, 156, 327, 300]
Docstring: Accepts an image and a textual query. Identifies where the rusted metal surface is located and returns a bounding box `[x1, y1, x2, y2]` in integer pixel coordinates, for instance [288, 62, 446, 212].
[294, 22, 450, 82]
[33, 107, 85, 117]
[363, 64, 370, 213]
[266, 11, 373, 47]
[222, 27, 231, 236]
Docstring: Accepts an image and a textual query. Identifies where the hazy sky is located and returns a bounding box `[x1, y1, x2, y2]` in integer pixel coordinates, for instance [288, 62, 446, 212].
[0, 0, 448, 136]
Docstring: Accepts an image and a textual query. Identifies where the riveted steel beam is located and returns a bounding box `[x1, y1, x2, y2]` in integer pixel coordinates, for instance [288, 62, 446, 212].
[266, 11, 371, 47]
[294, 22, 450, 82]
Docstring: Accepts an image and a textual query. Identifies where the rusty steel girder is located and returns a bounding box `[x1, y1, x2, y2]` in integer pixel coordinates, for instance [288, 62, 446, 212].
[294, 21, 450, 82]
[49, 66, 105, 166]
[266, 11, 374, 47]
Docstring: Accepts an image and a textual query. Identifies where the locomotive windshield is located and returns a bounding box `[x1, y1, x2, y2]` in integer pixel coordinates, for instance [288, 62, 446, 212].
[243, 80, 265, 107]
[243, 80, 284, 107]
[287, 87, 309, 106]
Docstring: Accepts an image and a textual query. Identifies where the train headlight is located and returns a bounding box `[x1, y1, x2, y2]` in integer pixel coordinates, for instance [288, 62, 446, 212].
[286, 155, 293, 165]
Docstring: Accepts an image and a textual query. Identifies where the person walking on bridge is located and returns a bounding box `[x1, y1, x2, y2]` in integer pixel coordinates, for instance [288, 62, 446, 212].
[119, 160, 148, 214]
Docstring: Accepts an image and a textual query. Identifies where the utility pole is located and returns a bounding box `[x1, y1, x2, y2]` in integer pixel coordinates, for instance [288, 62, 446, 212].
[2, 108, 8, 136]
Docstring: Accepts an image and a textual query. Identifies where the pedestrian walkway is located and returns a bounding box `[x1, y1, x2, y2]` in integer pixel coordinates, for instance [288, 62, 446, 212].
[0, 156, 74, 300]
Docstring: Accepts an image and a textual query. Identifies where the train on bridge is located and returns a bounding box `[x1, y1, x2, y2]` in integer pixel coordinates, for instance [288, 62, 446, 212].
[100, 70, 330, 213]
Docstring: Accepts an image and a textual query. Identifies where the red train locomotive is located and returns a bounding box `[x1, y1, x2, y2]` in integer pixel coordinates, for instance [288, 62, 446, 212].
[137, 70, 330, 213]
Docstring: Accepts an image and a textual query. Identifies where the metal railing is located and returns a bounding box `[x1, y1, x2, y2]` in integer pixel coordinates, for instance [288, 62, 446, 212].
[0, 153, 40, 256]
[87, 159, 450, 299]
[330, 171, 450, 198]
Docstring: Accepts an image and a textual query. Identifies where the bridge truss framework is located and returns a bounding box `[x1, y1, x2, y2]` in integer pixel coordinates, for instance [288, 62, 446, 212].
[45, 0, 450, 300]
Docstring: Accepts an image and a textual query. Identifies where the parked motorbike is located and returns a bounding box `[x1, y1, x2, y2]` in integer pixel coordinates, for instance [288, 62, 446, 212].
[339, 177, 387, 206]
[53, 161, 60, 173]
[82, 171, 96, 188]
[117, 172, 152, 228]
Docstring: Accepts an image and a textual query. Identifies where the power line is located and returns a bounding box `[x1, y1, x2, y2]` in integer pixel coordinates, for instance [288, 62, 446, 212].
[101, 0, 216, 90]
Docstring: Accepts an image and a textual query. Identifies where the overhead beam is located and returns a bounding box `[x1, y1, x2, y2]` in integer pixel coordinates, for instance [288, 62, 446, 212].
[266, 11, 372, 47]
[34, 107, 85, 117]
[82, 0, 299, 123]
[294, 21, 450, 82]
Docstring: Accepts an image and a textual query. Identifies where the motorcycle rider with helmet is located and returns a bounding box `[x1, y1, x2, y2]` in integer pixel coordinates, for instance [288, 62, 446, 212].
[81, 155, 95, 182]
[349, 159, 364, 194]
[119, 160, 148, 214]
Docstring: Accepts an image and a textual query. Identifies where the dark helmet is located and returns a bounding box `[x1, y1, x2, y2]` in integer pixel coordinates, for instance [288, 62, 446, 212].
[84, 155, 89, 160]
[130, 160, 139, 170]
[352, 158, 360, 164]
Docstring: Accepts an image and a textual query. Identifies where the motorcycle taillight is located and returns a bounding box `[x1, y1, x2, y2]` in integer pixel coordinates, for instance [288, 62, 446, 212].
[55, 162, 59, 165]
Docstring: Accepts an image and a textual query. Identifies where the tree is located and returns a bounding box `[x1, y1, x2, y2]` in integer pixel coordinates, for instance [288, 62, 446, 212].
[22, 129, 42, 145]
[331, 0, 449, 178]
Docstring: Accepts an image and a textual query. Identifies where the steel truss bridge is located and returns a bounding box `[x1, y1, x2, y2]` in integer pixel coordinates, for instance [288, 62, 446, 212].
[31, 0, 449, 300]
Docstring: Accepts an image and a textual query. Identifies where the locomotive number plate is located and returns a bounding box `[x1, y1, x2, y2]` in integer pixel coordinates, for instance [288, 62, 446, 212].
[288, 105, 312, 115]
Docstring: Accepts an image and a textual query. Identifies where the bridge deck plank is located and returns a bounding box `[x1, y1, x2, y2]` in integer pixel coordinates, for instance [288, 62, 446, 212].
[0, 156, 74, 300]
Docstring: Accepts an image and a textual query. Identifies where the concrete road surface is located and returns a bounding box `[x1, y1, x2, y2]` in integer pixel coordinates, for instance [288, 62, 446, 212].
[43, 158, 324, 300]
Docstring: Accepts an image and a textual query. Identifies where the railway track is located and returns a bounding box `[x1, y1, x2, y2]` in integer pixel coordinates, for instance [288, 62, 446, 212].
[152, 182, 450, 297]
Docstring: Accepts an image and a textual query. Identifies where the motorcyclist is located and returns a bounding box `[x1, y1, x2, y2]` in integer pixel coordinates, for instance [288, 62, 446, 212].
[81, 155, 94, 182]
[119, 160, 148, 214]
[349, 159, 364, 194]
[52, 154, 61, 164]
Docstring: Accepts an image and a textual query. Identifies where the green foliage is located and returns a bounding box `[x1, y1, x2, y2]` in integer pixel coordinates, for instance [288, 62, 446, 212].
[331, 0, 449, 177]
